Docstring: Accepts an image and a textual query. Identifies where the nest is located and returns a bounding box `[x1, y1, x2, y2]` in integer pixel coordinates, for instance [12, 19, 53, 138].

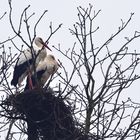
[3, 88, 90, 140]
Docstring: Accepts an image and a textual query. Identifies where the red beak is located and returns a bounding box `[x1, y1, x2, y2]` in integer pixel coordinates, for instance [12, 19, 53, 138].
[42, 41, 52, 51]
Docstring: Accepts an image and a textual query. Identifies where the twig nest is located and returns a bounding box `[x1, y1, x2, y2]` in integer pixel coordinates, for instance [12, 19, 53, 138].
[3, 88, 90, 140]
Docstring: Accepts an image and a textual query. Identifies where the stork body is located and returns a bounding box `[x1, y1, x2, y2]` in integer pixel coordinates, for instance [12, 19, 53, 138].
[24, 54, 60, 91]
[11, 37, 51, 87]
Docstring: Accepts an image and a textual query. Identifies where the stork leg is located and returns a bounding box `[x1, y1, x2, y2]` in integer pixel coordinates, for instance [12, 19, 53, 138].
[15, 86, 19, 94]
[28, 71, 34, 90]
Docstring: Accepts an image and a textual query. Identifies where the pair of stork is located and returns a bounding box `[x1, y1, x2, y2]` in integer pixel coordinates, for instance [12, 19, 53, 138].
[11, 37, 60, 91]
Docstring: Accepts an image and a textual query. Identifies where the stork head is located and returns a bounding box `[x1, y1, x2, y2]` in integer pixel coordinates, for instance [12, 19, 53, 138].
[47, 54, 55, 60]
[48, 54, 61, 68]
[35, 37, 52, 51]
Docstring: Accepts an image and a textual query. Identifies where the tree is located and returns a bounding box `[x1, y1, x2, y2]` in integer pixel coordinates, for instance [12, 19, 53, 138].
[0, 1, 140, 140]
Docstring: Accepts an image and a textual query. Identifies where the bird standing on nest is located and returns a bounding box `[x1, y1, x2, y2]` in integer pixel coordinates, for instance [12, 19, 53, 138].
[11, 37, 52, 89]
[24, 54, 61, 91]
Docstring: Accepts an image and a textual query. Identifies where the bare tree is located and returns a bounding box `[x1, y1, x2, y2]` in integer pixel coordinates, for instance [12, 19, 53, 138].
[53, 4, 140, 140]
[0, 2, 140, 140]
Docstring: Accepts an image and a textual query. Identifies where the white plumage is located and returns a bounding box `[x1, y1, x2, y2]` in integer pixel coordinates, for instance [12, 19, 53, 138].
[24, 54, 60, 90]
[11, 37, 51, 87]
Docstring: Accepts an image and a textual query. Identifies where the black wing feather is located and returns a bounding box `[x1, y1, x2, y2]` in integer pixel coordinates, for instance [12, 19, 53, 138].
[11, 59, 33, 86]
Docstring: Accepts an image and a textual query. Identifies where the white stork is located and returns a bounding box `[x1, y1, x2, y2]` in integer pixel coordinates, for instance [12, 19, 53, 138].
[24, 54, 60, 91]
[11, 37, 52, 88]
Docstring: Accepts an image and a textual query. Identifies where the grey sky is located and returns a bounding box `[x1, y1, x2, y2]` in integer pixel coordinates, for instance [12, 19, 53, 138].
[0, 0, 140, 97]
[0, 0, 140, 95]
[0, 1, 140, 138]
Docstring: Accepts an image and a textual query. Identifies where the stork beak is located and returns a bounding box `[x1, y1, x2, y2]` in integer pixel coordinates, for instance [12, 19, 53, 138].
[41, 41, 52, 51]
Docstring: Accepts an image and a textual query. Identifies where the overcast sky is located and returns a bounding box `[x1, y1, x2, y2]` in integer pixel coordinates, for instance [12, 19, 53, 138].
[0, 0, 140, 99]
[0, 1, 140, 97]
[0, 0, 140, 44]
[1, 0, 140, 39]
[0, 0, 140, 139]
